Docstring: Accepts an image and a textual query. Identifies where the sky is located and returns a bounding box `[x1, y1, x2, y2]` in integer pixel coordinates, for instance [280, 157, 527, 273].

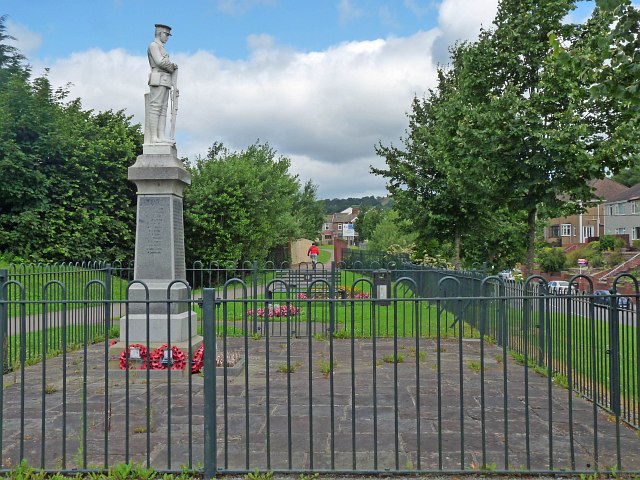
[3, 0, 596, 199]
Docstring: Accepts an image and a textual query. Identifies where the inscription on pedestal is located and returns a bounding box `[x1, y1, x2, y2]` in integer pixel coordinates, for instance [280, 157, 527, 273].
[136, 196, 172, 279]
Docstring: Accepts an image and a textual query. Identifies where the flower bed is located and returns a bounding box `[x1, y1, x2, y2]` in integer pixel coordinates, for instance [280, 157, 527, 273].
[247, 304, 300, 317]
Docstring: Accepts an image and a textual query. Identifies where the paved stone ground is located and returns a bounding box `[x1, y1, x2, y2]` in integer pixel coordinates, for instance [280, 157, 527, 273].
[2, 336, 639, 476]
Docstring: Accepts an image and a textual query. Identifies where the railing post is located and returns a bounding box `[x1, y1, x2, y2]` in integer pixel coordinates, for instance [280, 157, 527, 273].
[0, 268, 6, 459]
[538, 284, 545, 367]
[203, 288, 217, 479]
[105, 263, 112, 331]
[253, 261, 258, 334]
[608, 286, 622, 471]
[608, 291, 621, 417]
[0, 269, 7, 374]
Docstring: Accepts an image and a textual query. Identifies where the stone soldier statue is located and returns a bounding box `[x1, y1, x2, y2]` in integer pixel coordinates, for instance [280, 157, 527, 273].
[146, 23, 178, 144]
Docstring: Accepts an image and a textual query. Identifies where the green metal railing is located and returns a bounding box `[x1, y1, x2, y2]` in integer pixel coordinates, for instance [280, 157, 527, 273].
[0, 261, 638, 476]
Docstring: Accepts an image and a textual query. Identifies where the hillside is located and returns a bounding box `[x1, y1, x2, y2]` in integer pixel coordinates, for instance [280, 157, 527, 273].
[321, 196, 392, 214]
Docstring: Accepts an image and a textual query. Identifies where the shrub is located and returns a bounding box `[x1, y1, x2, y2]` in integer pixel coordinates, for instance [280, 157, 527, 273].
[589, 253, 604, 268]
[598, 235, 616, 252]
[537, 247, 566, 273]
[633, 240, 640, 250]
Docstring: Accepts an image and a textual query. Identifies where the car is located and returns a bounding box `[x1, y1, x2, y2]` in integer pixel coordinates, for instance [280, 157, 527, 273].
[499, 270, 514, 280]
[548, 280, 575, 294]
[593, 290, 633, 309]
[498, 269, 522, 281]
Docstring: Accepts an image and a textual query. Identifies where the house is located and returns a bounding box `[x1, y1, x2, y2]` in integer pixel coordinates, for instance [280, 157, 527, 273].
[603, 182, 640, 244]
[322, 207, 359, 245]
[545, 178, 629, 247]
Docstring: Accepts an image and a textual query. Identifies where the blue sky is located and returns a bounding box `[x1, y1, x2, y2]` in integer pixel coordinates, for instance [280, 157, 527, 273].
[3, 0, 596, 199]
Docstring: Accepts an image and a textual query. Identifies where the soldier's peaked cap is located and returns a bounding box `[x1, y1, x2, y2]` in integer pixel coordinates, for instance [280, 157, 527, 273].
[155, 24, 172, 35]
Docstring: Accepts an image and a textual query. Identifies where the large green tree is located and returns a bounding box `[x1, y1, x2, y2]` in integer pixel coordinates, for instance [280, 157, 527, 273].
[557, 1, 640, 188]
[354, 205, 384, 243]
[0, 17, 141, 261]
[375, 0, 638, 273]
[373, 43, 525, 267]
[293, 180, 325, 241]
[184, 142, 322, 264]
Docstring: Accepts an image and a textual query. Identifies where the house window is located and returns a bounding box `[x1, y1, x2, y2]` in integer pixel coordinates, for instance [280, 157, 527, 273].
[549, 225, 560, 237]
[633, 202, 639, 214]
[633, 227, 640, 241]
[615, 227, 626, 235]
[561, 224, 572, 237]
[613, 203, 625, 215]
[324, 223, 331, 230]
[338, 224, 342, 230]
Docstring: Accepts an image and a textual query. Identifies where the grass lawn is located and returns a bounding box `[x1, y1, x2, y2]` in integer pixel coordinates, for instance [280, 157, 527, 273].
[194, 269, 479, 340]
[1, 262, 129, 316]
[471, 298, 639, 407]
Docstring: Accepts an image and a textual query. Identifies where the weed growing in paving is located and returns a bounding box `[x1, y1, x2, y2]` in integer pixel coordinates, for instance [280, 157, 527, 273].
[382, 353, 405, 364]
[277, 361, 301, 374]
[246, 468, 274, 480]
[319, 358, 337, 376]
[44, 383, 58, 394]
[466, 360, 481, 373]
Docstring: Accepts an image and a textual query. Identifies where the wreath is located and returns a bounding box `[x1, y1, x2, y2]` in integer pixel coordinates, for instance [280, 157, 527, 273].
[149, 344, 187, 370]
[191, 344, 204, 374]
[119, 343, 148, 370]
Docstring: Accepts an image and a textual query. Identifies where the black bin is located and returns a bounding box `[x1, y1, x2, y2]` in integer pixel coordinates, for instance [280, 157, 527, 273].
[373, 269, 391, 306]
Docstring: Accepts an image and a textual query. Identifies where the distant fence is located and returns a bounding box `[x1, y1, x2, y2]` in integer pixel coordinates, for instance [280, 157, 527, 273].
[0, 261, 638, 476]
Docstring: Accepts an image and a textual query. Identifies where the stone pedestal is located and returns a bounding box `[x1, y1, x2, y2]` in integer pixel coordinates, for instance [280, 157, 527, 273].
[118, 143, 201, 348]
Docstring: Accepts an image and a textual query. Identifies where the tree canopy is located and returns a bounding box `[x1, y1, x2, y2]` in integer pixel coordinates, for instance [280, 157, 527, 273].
[0, 19, 142, 261]
[183, 142, 323, 265]
[373, 0, 640, 272]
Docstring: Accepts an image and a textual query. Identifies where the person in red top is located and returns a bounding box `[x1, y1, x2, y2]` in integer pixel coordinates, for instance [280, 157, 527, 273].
[307, 242, 319, 270]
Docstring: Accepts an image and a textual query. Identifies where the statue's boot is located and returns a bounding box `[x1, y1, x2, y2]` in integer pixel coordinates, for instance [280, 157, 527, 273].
[148, 114, 160, 144]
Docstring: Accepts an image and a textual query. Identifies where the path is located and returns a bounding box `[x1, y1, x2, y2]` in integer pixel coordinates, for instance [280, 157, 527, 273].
[2, 336, 639, 474]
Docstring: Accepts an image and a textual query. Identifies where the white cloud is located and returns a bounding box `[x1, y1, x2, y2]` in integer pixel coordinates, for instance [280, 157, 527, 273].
[38, 31, 438, 199]
[437, 0, 497, 36]
[6, 19, 43, 56]
[29, 0, 507, 199]
[431, 0, 499, 64]
[337, 0, 366, 26]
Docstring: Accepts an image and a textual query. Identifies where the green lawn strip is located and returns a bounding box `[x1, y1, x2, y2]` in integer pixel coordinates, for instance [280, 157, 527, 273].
[4, 322, 113, 370]
[201, 300, 470, 339]
[1, 262, 129, 316]
[425, 296, 638, 407]
[199, 269, 478, 340]
[483, 303, 639, 405]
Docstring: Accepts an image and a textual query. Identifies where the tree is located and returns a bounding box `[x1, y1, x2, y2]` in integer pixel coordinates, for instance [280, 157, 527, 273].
[537, 247, 566, 274]
[374, 0, 637, 273]
[0, 55, 141, 260]
[0, 15, 26, 77]
[373, 60, 491, 266]
[183, 142, 320, 265]
[354, 206, 383, 243]
[553, 1, 640, 189]
[454, 0, 605, 275]
[367, 209, 416, 253]
[292, 180, 325, 240]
